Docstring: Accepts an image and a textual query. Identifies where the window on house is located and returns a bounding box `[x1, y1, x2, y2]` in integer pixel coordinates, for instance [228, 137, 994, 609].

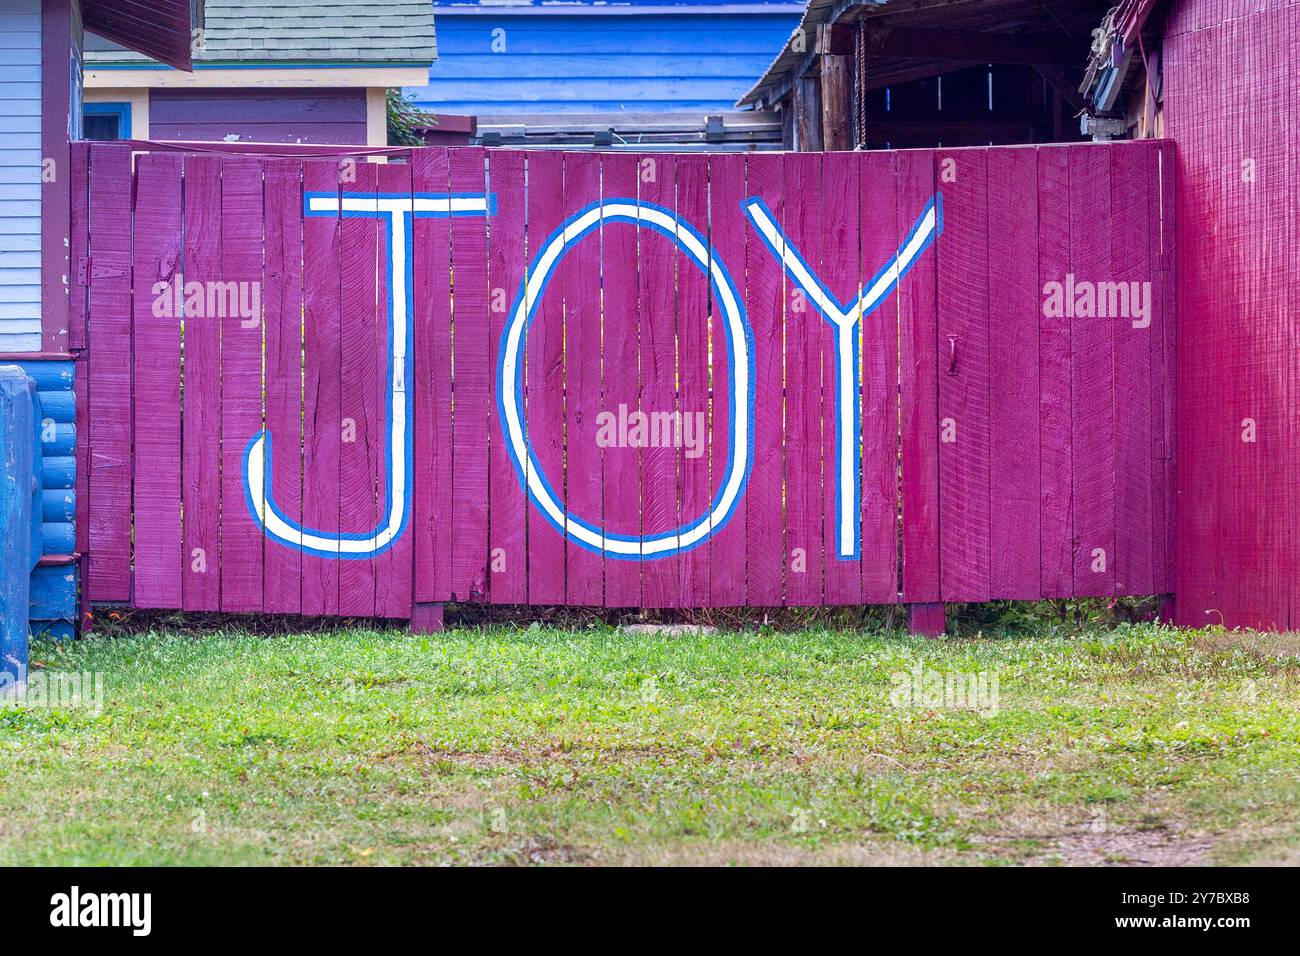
[82, 102, 131, 140]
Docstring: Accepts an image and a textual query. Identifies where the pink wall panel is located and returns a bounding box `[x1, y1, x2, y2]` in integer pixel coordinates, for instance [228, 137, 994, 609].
[1165, 0, 1298, 629]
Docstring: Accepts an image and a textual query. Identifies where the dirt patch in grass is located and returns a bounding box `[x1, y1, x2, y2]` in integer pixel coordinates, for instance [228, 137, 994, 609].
[1194, 631, 1300, 662]
[611, 839, 963, 867]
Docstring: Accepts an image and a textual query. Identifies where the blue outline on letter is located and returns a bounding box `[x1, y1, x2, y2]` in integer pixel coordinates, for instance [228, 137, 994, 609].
[742, 194, 943, 560]
[243, 190, 496, 559]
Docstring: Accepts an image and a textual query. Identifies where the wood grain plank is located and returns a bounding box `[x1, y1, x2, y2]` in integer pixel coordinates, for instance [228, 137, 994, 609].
[218, 159, 265, 613]
[600, 152, 643, 609]
[450, 148, 490, 603]
[1158, 140, 1177, 596]
[637, 153, 681, 608]
[411, 148, 453, 605]
[563, 151, 604, 607]
[180, 154, 222, 611]
[524, 150, 567, 606]
[131, 153, 183, 610]
[375, 160, 414, 618]
[675, 153, 711, 607]
[936, 148, 991, 602]
[70, 144, 90, 600]
[1111, 141, 1155, 597]
[486, 149, 529, 605]
[898, 150, 940, 605]
[987, 146, 1041, 600]
[744, 154, 786, 608]
[337, 162, 379, 617]
[87, 144, 134, 603]
[1037, 145, 1073, 599]
[705, 153, 747, 608]
[69, 143, 90, 355]
[1068, 144, 1115, 597]
[782, 152, 824, 607]
[857, 150, 897, 605]
[300, 160, 343, 616]
[818, 150, 864, 606]
[261, 159, 304, 615]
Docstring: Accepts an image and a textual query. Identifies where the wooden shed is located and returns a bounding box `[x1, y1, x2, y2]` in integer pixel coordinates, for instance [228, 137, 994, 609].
[737, 0, 1119, 150]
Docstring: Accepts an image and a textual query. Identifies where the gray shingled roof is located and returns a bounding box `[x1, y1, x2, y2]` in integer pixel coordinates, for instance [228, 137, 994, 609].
[86, 0, 436, 65]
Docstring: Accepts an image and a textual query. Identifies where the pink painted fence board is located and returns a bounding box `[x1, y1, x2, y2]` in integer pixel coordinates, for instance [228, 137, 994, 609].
[706, 153, 748, 608]
[299, 161, 342, 617]
[412, 147, 454, 605]
[563, 151, 605, 607]
[637, 153, 681, 609]
[524, 150, 567, 607]
[131, 153, 183, 610]
[600, 153, 643, 609]
[898, 150, 940, 604]
[180, 155, 222, 611]
[744, 154, 786, 608]
[487, 149, 528, 605]
[86, 144, 134, 602]
[219, 159, 266, 613]
[262, 160, 304, 615]
[79, 143, 1173, 618]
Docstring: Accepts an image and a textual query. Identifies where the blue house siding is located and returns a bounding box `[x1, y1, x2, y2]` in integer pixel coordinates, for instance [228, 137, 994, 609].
[0, 0, 43, 352]
[409, 5, 801, 115]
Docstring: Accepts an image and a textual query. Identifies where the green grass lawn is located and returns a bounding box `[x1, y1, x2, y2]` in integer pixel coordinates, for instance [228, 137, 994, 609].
[1, 622, 1298, 865]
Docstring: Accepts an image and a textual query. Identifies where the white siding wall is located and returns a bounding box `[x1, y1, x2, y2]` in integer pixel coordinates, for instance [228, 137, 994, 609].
[0, 0, 43, 352]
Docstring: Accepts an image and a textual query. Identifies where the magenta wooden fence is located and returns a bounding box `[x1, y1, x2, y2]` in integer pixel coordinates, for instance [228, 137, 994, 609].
[73, 140, 1174, 619]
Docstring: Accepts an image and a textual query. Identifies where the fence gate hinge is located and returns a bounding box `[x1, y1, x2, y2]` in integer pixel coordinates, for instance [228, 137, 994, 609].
[76, 256, 128, 285]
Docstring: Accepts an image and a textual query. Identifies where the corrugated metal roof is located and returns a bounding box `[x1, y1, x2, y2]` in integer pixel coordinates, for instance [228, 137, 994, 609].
[736, 0, 1112, 109]
[85, 0, 436, 65]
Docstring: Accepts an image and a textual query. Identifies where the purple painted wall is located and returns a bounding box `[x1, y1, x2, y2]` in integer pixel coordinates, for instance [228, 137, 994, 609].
[149, 88, 369, 145]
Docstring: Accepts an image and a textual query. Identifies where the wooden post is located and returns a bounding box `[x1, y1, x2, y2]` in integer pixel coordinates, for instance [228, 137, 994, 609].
[907, 603, 947, 638]
[1157, 595, 1176, 625]
[779, 102, 795, 150]
[794, 75, 823, 152]
[820, 55, 852, 151]
[410, 602, 445, 634]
